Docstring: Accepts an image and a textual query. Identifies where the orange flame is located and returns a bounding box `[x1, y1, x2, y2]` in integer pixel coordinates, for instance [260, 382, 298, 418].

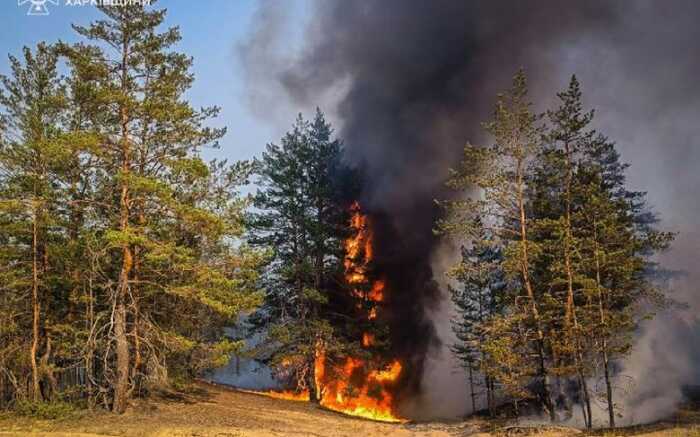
[315, 355, 404, 422]
[239, 388, 309, 402]
[250, 202, 404, 423]
[310, 201, 404, 423]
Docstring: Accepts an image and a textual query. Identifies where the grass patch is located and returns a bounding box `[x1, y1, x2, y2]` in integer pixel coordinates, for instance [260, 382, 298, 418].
[14, 399, 78, 420]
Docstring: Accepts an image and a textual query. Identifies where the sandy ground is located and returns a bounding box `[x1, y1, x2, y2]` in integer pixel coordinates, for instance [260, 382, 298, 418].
[0, 382, 697, 437]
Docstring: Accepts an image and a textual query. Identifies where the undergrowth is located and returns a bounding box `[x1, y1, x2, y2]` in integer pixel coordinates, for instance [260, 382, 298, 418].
[13, 399, 78, 420]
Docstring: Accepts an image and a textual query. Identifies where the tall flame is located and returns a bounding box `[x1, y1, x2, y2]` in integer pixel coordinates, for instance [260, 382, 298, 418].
[313, 201, 404, 422]
[250, 201, 404, 423]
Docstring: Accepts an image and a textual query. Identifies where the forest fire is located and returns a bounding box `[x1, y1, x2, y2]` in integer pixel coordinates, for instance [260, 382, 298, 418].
[314, 354, 404, 423]
[311, 201, 404, 422]
[251, 202, 405, 423]
[239, 388, 309, 402]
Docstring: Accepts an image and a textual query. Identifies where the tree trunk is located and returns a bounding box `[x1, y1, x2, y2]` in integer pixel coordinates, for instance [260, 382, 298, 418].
[468, 363, 477, 413]
[307, 352, 320, 404]
[580, 370, 592, 428]
[86, 257, 96, 409]
[487, 376, 495, 418]
[30, 200, 41, 402]
[113, 157, 132, 413]
[113, 37, 132, 414]
[113, 293, 129, 413]
[563, 142, 576, 330]
[40, 336, 57, 401]
[516, 161, 555, 422]
[593, 222, 615, 428]
[129, 297, 141, 397]
[603, 343, 615, 428]
[562, 141, 593, 428]
[130, 210, 144, 396]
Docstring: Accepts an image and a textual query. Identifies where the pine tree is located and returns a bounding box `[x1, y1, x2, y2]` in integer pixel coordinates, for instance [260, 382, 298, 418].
[0, 43, 69, 402]
[526, 76, 675, 427]
[574, 134, 674, 428]
[439, 70, 556, 420]
[0, 4, 267, 413]
[539, 76, 596, 427]
[448, 218, 505, 416]
[440, 70, 675, 426]
[249, 110, 356, 401]
[59, 4, 263, 412]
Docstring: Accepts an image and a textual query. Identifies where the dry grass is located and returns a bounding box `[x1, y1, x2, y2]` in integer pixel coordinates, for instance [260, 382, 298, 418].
[597, 428, 700, 437]
[0, 382, 697, 437]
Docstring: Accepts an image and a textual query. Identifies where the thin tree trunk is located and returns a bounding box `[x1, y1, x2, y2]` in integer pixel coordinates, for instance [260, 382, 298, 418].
[562, 141, 593, 428]
[487, 376, 495, 418]
[578, 383, 588, 426]
[129, 65, 153, 397]
[30, 199, 41, 402]
[113, 294, 129, 413]
[130, 298, 141, 397]
[468, 363, 477, 413]
[593, 221, 615, 428]
[576, 371, 593, 427]
[307, 340, 320, 404]
[580, 371, 592, 427]
[307, 362, 319, 403]
[113, 36, 132, 414]
[516, 160, 555, 421]
[478, 284, 494, 418]
[130, 210, 144, 397]
[86, 257, 95, 409]
[603, 342, 615, 428]
[40, 336, 57, 400]
[484, 374, 491, 416]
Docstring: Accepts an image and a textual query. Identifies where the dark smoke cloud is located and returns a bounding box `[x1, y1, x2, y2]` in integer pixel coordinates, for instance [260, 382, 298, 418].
[240, 0, 700, 423]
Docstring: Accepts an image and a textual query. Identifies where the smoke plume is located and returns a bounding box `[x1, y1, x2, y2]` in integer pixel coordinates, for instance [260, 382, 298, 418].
[239, 0, 700, 423]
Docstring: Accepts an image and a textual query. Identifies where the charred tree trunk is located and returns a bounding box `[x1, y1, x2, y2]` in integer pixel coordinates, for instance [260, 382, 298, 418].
[307, 349, 320, 404]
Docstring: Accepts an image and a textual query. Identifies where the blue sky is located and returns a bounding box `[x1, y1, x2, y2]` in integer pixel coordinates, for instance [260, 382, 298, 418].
[0, 0, 306, 164]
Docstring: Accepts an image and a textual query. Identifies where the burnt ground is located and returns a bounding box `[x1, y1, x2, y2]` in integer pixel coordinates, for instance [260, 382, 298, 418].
[0, 382, 698, 437]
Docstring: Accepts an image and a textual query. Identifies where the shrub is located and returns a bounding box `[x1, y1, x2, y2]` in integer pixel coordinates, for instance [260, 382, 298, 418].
[14, 399, 76, 420]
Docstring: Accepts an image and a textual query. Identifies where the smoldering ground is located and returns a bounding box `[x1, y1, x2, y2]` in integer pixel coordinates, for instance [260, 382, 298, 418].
[238, 0, 700, 424]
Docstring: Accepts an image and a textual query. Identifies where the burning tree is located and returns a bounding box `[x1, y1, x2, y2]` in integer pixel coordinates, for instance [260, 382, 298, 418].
[316, 201, 404, 422]
[248, 110, 354, 401]
[248, 112, 406, 422]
